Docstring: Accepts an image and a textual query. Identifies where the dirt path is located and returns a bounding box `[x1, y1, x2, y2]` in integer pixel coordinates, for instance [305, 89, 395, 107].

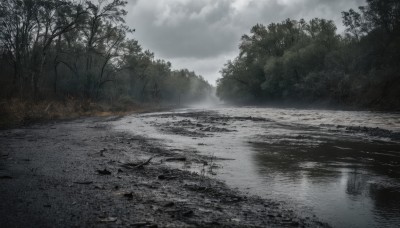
[0, 116, 326, 227]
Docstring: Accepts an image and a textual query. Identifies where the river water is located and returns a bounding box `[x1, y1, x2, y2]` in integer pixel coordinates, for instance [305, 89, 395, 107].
[114, 106, 400, 228]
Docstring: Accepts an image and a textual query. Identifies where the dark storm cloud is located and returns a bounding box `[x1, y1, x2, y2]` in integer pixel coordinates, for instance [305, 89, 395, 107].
[125, 0, 365, 84]
[126, 0, 235, 58]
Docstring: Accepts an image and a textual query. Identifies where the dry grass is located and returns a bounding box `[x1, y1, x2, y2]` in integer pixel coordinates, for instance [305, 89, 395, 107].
[0, 98, 164, 128]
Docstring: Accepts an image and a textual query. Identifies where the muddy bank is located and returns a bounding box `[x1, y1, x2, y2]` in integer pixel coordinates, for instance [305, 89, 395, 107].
[148, 111, 269, 138]
[0, 116, 326, 227]
[149, 111, 400, 141]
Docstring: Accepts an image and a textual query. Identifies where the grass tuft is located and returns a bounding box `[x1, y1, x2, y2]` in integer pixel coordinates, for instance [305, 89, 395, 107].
[0, 98, 166, 128]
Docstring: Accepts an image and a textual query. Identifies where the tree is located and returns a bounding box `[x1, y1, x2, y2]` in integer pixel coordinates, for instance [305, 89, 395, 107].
[0, 0, 213, 106]
[0, 0, 86, 99]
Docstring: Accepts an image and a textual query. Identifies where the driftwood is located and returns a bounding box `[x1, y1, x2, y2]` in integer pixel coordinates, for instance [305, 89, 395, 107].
[157, 174, 177, 180]
[98, 217, 117, 223]
[165, 157, 186, 162]
[121, 156, 154, 169]
[74, 181, 93, 185]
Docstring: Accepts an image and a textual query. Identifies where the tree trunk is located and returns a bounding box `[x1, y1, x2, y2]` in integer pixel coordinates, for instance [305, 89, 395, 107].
[54, 61, 59, 95]
[33, 52, 47, 100]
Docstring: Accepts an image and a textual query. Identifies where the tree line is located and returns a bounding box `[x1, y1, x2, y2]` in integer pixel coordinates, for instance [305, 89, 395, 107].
[0, 0, 212, 105]
[216, 0, 400, 110]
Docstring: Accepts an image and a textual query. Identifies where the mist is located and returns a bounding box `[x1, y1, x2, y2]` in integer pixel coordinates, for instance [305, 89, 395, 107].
[1, 1, 400, 228]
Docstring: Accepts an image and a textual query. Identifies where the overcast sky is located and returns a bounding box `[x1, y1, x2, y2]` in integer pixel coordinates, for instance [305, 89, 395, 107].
[125, 0, 365, 85]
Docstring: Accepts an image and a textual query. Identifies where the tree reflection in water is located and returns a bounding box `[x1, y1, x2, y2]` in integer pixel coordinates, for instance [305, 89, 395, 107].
[249, 137, 400, 228]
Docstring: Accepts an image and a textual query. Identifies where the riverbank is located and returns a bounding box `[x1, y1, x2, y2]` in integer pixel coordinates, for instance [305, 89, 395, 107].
[222, 100, 400, 112]
[0, 115, 326, 227]
[0, 98, 171, 129]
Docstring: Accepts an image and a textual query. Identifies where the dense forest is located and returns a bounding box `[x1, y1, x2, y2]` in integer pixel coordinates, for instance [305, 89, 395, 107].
[216, 0, 400, 110]
[0, 0, 212, 107]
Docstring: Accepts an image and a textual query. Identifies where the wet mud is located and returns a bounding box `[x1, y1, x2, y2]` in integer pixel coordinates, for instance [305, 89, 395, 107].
[0, 116, 326, 227]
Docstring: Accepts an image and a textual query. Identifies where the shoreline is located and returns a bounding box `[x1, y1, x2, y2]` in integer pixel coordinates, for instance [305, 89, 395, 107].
[0, 115, 327, 227]
[0, 98, 177, 130]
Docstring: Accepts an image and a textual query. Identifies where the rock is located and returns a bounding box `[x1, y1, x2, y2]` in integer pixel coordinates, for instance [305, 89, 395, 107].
[97, 169, 111, 175]
[291, 221, 300, 226]
[99, 148, 107, 156]
[164, 202, 175, 207]
[94, 185, 105, 190]
[123, 192, 134, 200]
[182, 210, 194, 217]
[0, 175, 12, 179]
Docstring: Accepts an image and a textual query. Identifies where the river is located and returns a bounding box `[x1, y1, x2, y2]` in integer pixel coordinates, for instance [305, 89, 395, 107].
[113, 106, 400, 228]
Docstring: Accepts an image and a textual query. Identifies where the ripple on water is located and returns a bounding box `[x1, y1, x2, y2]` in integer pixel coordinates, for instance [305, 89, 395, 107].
[113, 107, 400, 228]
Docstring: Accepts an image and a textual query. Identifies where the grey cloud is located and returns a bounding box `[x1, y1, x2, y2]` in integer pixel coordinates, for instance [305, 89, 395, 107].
[168, 52, 237, 84]
[127, 0, 237, 59]
[125, 0, 366, 84]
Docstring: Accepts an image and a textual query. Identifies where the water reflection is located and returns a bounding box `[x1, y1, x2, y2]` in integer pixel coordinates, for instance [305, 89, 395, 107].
[114, 107, 400, 228]
[250, 137, 400, 228]
[370, 185, 400, 224]
[346, 168, 366, 196]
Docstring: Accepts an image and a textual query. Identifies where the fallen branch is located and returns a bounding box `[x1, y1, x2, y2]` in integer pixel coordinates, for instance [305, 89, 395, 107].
[165, 157, 187, 162]
[122, 156, 155, 169]
[74, 181, 93, 185]
[45, 102, 53, 112]
[135, 156, 154, 169]
[158, 174, 177, 180]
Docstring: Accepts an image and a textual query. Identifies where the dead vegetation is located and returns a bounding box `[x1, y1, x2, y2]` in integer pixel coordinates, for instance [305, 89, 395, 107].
[0, 98, 167, 128]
